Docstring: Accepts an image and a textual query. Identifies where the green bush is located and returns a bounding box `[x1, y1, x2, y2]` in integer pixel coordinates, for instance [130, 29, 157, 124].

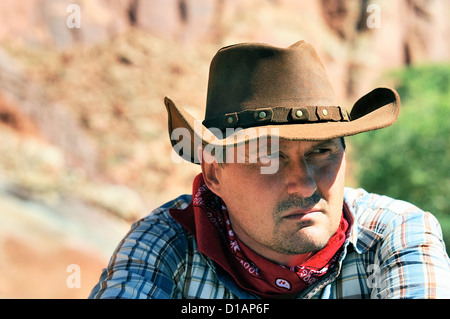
[349, 64, 450, 254]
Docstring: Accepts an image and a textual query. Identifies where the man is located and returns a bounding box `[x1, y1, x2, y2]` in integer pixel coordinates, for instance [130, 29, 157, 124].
[90, 40, 450, 299]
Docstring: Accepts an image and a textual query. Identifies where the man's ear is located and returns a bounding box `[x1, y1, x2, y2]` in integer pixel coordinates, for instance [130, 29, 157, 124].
[198, 146, 222, 195]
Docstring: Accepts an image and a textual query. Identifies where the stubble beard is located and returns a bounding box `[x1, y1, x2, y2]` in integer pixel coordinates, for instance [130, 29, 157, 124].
[268, 192, 332, 256]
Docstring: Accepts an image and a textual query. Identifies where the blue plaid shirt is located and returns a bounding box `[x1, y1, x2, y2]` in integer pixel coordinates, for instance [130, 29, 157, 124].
[89, 187, 450, 299]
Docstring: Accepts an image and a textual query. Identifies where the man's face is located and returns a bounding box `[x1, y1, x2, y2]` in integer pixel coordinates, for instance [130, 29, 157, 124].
[201, 138, 347, 266]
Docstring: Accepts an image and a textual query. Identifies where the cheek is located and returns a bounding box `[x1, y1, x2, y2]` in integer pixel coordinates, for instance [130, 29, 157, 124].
[223, 176, 273, 215]
[219, 164, 277, 199]
[319, 155, 346, 227]
[330, 154, 346, 195]
[316, 153, 346, 194]
[218, 170, 278, 227]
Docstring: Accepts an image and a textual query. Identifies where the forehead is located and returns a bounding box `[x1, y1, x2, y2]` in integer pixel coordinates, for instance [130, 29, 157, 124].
[279, 138, 339, 148]
[222, 138, 342, 161]
[255, 137, 341, 151]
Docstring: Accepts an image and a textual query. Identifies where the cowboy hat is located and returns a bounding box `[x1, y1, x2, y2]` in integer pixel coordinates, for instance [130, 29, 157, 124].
[164, 40, 400, 163]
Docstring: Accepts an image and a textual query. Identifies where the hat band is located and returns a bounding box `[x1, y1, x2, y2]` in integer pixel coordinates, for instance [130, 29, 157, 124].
[203, 105, 350, 129]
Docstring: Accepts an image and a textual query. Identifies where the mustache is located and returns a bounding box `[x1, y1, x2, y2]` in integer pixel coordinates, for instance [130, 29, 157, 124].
[275, 192, 322, 214]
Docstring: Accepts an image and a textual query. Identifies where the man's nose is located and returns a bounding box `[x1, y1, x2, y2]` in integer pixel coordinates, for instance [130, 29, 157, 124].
[284, 158, 318, 198]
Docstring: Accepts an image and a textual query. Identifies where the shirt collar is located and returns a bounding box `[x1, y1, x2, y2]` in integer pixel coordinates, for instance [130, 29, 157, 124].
[344, 188, 384, 254]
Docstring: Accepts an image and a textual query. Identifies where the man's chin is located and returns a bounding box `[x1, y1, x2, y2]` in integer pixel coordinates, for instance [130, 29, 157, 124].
[275, 227, 332, 256]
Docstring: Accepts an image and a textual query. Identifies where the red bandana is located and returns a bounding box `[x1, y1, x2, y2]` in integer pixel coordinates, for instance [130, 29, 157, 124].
[170, 174, 350, 298]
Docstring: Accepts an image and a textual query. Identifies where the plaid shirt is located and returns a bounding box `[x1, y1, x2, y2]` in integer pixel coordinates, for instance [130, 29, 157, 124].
[89, 187, 450, 299]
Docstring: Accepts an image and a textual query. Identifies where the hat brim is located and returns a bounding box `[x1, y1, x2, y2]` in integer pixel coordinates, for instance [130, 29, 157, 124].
[164, 87, 400, 163]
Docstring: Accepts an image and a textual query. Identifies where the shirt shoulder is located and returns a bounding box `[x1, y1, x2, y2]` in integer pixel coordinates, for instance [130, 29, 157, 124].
[139, 194, 192, 234]
[344, 187, 442, 240]
[343, 187, 450, 298]
[124, 194, 192, 257]
[89, 194, 193, 299]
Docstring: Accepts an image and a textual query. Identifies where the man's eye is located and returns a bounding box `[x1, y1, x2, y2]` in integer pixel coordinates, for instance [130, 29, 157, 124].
[309, 148, 331, 155]
[259, 152, 280, 163]
[265, 152, 280, 158]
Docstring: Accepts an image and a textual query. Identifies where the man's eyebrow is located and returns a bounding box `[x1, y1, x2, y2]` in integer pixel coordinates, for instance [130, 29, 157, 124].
[311, 139, 340, 148]
[277, 139, 340, 151]
[306, 140, 342, 152]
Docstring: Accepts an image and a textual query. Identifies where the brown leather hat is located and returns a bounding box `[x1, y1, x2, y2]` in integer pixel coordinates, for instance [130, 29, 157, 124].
[165, 40, 400, 163]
